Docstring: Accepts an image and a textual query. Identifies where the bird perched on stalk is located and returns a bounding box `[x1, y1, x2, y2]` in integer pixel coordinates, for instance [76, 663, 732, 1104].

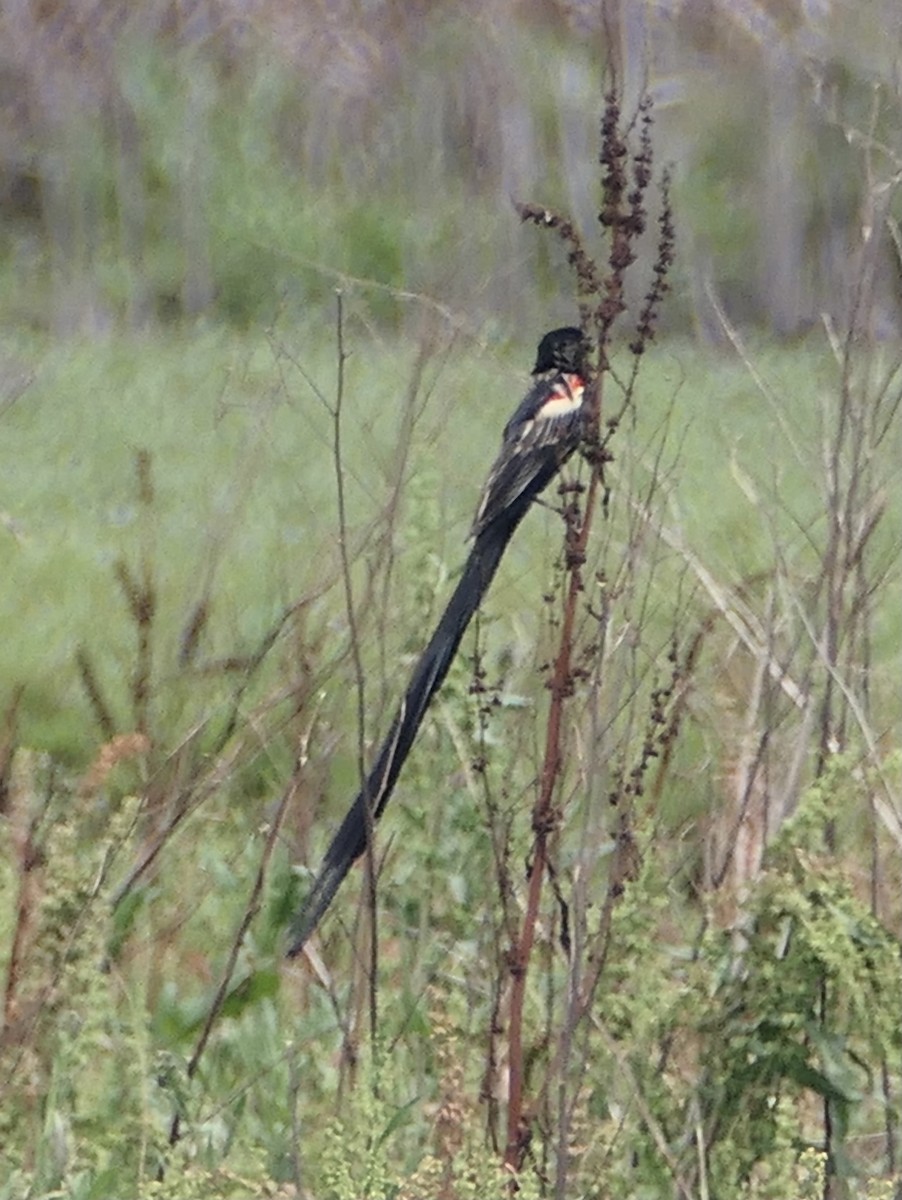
[287, 326, 591, 956]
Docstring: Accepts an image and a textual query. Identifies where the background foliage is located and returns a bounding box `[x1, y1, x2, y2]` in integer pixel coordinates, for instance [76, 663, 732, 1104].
[1, 2, 901, 1199]
[2, 0, 902, 337]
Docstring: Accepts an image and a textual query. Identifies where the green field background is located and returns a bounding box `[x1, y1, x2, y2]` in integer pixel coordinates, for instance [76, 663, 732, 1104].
[1, 4, 901, 1198]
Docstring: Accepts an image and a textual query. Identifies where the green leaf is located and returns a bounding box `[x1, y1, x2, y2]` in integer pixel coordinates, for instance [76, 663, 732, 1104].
[219, 968, 281, 1019]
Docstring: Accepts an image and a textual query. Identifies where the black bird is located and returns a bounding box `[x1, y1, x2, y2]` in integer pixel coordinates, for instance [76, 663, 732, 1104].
[287, 327, 590, 956]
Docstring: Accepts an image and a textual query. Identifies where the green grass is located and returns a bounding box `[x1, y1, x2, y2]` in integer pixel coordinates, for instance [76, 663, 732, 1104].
[2, 325, 898, 756]
[1, 324, 900, 1198]
[0, 324, 473, 754]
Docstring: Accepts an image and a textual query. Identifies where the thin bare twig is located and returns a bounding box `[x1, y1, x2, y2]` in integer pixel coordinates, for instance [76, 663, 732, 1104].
[328, 293, 380, 1048]
[165, 764, 297, 1161]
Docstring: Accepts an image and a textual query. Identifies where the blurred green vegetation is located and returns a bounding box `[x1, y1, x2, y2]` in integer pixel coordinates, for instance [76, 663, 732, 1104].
[2, 2, 902, 339]
[1, 320, 900, 1198]
[3, 325, 897, 766]
[0, 14, 585, 336]
[1, 4, 901, 1196]
[0, 734, 898, 1197]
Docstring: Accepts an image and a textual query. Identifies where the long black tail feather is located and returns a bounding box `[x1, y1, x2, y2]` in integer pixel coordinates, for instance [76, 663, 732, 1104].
[286, 502, 529, 956]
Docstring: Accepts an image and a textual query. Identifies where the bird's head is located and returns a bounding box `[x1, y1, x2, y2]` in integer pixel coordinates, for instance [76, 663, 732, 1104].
[532, 327, 590, 376]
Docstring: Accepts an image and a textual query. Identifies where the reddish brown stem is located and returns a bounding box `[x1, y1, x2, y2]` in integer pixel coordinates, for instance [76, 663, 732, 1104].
[504, 382, 603, 1171]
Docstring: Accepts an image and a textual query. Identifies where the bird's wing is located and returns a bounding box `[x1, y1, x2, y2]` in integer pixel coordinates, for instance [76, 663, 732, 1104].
[471, 373, 586, 537]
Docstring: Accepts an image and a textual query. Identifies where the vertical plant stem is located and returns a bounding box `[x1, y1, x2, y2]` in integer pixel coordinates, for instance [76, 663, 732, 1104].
[329, 293, 379, 1046]
[505, 389, 603, 1170]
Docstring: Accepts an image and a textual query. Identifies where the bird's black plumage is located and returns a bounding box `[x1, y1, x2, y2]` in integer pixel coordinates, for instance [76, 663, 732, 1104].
[471, 327, 589, 538]
[286, 327, 590, 956]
